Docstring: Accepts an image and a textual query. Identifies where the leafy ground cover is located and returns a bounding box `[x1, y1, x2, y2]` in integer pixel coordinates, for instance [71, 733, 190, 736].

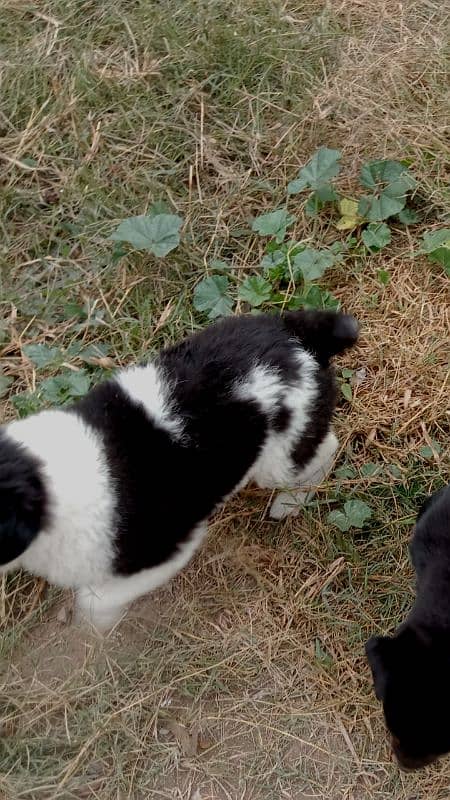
[0, 1, 449, 797]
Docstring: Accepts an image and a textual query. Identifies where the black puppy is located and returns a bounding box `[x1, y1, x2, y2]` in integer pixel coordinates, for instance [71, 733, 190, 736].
[366, 484, 450, 769]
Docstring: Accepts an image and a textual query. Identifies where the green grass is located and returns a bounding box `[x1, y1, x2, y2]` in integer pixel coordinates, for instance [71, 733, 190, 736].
[1, 1, 450, 798]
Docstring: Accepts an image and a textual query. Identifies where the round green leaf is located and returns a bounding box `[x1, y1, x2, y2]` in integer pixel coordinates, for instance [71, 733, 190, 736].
[300, 285, 340, 310]
[110, 213, 183, 257]
[419, 229, 450, 274]
[420, 229, 450, 253]
[148, 201, 171, 216]
[251, 209, 295, 243]
[292, 248, 335, 281]
[315, 185, 338, 202]
[23, 344, 62, 369]
[40, 371, 91, 405]
[397, 207, 419, 225]
[360, 462, 381, 477]
[193, 276, 234, 319]
[12, 391, 42, 418]
[360, 160, 415, 190]
[294, 147, 342, 190]
[428, 248, 450, 274]
[261, 249, 286, 270]
[419, 442, 441, 459]
[343, 499, 372, 528]
[361, 193, 406, 222]
[238, 276, 273, 307]
[335, 465, 357, 480]
[361, 222, 391, 251]
[287, 178, 308, 195]
[327, 510, 351, 532]
[328, 499, 372, 532]
[359, 160, 416, 221]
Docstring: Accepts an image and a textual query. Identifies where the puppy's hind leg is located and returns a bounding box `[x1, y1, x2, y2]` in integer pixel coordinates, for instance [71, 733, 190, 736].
[269, 430, 339, 520]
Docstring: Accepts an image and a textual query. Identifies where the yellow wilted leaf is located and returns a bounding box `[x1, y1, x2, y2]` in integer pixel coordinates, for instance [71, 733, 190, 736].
[336, 198, 360, 230]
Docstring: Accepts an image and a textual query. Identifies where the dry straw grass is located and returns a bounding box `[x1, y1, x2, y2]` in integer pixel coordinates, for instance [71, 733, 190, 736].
[1, 0, 450, 798]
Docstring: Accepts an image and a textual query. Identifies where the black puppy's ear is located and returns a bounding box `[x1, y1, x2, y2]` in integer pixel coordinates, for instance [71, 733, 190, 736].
[365, 635, 393, 700]
[0, 434, 47, 565]
[282, 310, 359, 365]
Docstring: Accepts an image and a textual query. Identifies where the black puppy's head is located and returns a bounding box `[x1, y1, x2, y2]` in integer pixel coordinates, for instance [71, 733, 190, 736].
[366, 626, 450, 769]
[0, 432, 47, 567]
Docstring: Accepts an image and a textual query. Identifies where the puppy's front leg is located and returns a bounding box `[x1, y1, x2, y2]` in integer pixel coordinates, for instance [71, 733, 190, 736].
[74, 523, 209, 632]
[269, 430, 339, 520]
[75, 582, 130, 633]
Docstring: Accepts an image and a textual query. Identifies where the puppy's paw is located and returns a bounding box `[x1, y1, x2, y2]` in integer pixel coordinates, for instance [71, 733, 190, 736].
[74, 588, 125, 634]
[269, 490, 308, 520]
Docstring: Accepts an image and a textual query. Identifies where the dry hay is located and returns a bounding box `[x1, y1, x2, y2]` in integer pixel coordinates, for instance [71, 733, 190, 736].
[1, 0, 450, 798]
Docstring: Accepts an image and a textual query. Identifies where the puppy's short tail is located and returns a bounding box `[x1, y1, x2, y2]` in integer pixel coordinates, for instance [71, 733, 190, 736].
[282, 309, 359, 365]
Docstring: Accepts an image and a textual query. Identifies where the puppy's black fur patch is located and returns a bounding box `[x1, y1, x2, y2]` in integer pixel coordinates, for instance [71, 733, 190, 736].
[0, 432, 47, 564]
[73, 379, 266, 575]
[366, 484, 450, 769]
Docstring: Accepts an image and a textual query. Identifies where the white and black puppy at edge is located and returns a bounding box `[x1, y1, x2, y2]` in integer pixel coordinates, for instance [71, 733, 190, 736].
[0, 309, 358, 632]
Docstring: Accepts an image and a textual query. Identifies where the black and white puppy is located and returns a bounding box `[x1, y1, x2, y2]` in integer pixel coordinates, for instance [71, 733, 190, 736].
[0, 310, 358, 631]
[366, 484, 450, 770]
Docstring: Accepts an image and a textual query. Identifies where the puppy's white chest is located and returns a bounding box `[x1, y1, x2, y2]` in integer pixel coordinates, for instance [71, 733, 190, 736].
[8, 410, 116, 588]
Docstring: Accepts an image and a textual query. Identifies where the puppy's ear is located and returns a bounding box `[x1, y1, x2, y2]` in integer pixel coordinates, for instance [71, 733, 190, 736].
[282, 310, 359, 365]
[0, 434, 46, 565]
[365, 635, 393, 700]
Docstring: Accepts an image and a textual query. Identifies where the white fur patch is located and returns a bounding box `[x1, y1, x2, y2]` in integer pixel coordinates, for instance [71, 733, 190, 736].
[75, 523, 207, 631]
[117, 362, 183, 439]
[6, 411, 115, 587]
[246, 349, 319, 488]
[235, 364, 283, 416]
[269, 430, 339, 519]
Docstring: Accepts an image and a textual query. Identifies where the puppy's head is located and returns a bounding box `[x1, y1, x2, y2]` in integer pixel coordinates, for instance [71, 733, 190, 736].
[282, 309, 359, 365]
[0, 432, 47, 568]
[366, 626, 450, 769]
